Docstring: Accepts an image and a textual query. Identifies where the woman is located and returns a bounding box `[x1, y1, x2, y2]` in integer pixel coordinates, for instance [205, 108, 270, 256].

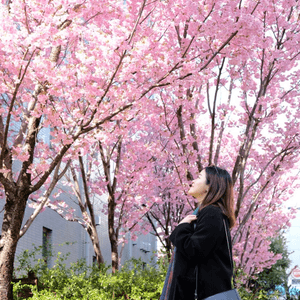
[161, 166, 236, 300]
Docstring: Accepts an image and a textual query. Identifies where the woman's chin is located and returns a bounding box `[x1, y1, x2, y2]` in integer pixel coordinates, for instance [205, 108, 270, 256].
[187, 190, 194, 196]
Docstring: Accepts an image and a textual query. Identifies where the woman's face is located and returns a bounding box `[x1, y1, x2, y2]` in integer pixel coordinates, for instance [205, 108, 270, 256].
[188, 169, 209, 200]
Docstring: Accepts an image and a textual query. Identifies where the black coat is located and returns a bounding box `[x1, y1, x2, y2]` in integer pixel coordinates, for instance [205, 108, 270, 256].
[168, 205, 232, 300]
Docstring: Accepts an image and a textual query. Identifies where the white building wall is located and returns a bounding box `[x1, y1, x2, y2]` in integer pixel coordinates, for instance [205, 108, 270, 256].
[0, 202, 157, 275]
[95, 209, 157, 268]
[0, 205, 85, 275]
[120, 229, 157, 266]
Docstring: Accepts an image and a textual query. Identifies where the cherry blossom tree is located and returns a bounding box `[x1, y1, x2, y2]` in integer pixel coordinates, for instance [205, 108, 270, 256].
[48, 155, 106, 269]
[146, 58, 300, 281]
[144, 0, 300, 285]
[96, 130, 157, 273]
[206, 0, 300, 281]
[0, 0, 244, 298]
[49, 120, 159, 272]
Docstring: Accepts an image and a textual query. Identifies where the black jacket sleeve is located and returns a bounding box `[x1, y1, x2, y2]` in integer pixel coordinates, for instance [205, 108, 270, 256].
[169, 206, 224, 260]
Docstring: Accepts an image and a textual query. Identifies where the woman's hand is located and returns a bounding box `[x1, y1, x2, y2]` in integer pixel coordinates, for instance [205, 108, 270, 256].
[179, 215, 197, 225]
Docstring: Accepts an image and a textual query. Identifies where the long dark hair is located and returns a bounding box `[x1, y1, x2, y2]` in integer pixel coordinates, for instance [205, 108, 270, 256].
[199, 166, 236, 228]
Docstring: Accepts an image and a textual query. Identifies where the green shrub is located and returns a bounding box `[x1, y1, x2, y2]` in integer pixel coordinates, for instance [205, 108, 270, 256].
[13, 249, 167, 300]
[14, 247, 282, 300]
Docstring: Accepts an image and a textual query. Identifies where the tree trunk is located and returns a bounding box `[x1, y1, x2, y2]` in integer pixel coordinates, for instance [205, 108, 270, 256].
[107, 194, 119, 273]
[0, 192, 28, 300]
[110, 236, 119, 273]
[86, 225, 104, 268]
[107, 197, 119, 273]
[165, 238, 172, 261]
[92, 233, 104, 268]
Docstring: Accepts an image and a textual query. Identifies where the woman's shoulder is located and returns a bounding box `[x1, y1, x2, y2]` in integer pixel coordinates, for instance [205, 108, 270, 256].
[197, 205, 223, 218]
[196, 205, 225, 230]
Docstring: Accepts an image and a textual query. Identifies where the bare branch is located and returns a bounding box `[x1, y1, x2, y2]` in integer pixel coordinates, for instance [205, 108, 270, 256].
[19, 160, 70, 238]
[78, 155, 97, 227]
[0, 50, 36, 169]
[214, 76, 233, 165]
[208, 57, 225, 165]
[199, 31, 238, 72]
[146, 212, 166, 248]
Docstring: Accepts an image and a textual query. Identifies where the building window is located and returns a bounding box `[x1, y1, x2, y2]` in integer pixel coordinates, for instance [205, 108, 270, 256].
[42, 227, 52, 268]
